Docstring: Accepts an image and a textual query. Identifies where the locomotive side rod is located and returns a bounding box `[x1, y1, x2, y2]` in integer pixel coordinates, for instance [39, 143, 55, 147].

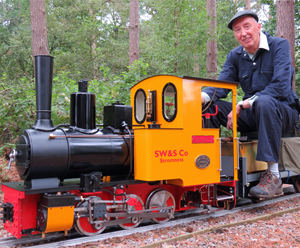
[94, 213, 172, 228]
[75, 206, 174, 219]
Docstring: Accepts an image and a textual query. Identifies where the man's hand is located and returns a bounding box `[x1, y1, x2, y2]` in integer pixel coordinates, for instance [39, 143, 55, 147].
[227, 106, 241, 130]
[226, 99, 250, 130]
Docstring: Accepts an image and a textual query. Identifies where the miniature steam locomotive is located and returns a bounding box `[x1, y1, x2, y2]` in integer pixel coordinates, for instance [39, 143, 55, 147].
[1, 55, 300, 239]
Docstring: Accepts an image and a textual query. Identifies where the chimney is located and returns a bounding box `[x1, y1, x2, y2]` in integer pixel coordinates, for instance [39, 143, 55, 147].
[32, 55, 54, 130]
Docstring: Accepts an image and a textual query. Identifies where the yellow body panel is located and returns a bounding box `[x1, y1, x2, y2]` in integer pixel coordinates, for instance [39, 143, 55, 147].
[132, 76, 239, 186]
[134, 129, 221, 186]
[240, 141, 268, 172]
[222, 141, 268, 172]
[45, 206, 74, 233]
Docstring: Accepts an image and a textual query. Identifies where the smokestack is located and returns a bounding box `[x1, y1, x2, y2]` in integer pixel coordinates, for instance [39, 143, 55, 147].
[32, 55, 54, 130]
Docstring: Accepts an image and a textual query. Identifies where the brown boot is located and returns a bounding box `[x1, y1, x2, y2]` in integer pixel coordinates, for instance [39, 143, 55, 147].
[249, 170, 282, 199]
[275, 184, 283, 196]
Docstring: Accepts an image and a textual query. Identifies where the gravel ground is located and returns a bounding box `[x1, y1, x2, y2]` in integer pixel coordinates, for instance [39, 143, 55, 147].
[69, 196, 300, 248]
[1, 159, 300, 247]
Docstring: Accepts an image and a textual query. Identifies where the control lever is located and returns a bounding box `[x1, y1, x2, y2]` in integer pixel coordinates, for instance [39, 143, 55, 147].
[202, 105, 218, 128]
[8, 149, 17, 169]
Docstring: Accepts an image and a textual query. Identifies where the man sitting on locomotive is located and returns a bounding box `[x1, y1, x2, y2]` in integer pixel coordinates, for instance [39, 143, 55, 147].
[201, 10, 300, 199]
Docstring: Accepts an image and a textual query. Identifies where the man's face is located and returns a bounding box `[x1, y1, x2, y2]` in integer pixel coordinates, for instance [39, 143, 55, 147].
[232, 16, 261, 54]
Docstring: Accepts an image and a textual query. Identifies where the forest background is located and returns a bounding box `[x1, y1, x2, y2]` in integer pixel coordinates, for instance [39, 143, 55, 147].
[0, 0, 299, 152]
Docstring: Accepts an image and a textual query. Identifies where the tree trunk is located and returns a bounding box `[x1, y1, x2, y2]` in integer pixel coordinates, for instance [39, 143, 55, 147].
[88, 2, 98, 78]
[129, 0, 139, 68]
[206, 0, 217, 79]
[276, 0, 295, 90]
[30, 0, 49, 56]
[245, 0, 251, 10]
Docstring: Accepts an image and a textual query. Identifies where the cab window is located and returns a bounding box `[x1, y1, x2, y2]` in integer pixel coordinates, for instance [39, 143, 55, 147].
[134, 89, 146, 124]
[162, 83, 177, 122]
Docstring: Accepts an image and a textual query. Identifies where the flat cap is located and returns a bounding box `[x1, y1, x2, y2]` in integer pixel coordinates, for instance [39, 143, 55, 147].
[228, 10, 259, 30]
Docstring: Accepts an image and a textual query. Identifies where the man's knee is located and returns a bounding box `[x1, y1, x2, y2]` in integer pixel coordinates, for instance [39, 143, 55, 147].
[253, 95, 275, 110]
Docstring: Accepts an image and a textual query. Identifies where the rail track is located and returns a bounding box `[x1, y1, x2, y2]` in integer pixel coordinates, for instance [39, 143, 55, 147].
[0, 187, 299, 248]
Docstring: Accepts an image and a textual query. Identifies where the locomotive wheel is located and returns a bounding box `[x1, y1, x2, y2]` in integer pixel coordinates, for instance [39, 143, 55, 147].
[36, 205, 47, 232]
[117, 194, 144, 230]
[146, 189, 175, 224]
[75, 196, 108, 236]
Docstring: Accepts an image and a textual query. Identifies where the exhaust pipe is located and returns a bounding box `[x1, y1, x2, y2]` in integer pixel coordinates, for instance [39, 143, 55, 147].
[32, 55, 54, 130]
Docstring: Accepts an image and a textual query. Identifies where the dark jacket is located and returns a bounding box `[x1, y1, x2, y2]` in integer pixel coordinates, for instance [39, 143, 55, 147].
[204, 32, 299, 106]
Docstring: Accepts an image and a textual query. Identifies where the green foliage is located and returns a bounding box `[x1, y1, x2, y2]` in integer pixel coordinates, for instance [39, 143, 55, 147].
[0, 73, 35, 144]
[140, 0, 208, 76]
[0, 0, 33, 80]
[52, 71, 78, 124]
[0, 143, 15, 159]
[258, 0, 276, 35]
[0, 163, 11, 182]
[47, 0, 131, 80]
[216, 0, 242, 73]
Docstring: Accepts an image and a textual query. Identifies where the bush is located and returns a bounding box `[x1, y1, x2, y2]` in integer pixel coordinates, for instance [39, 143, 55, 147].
[0, 73, 35, 144]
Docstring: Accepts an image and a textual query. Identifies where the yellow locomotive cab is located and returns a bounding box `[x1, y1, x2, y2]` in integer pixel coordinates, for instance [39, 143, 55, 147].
[131, 75, 239, 186]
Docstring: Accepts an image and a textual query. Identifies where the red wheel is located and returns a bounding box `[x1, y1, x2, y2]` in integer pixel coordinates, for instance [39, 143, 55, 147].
[117, 194, 144, 229]
[74, 196, 108, 236]
[146, 189, 175, 224]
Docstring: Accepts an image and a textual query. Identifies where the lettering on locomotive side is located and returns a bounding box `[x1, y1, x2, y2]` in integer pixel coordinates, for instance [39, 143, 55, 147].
[192, 135, 214, 144]
[154, 149, 188, 163]
[160, 158, 184, 163]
